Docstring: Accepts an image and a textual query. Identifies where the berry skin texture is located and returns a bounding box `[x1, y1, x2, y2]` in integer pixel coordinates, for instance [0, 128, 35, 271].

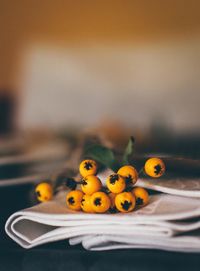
[35, 182, 53, 202]
[81, 194, 94, 213]
[66, 190, 84, 211]
[79, 159, 97, 177]
[132, 187, 149, 207]
[144, 158, 165, 178]
[115, 192, 135, 213]
[81, 175, 102, 195]
[90, 192, 111, 213]
[117, 165, 138, 185]
[106, 174, 126, 194]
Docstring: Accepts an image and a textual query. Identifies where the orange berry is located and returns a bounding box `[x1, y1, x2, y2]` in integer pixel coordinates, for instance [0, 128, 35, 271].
[115, 192, 135, 213]
[79, 159, 97, 177]
[81, 175, 102, 195]
[144, 158, 165, 178]
[117, 165, 138, 185]
[66, 190, 84, 211]
[90, 192, 111, 213]
[106, 174, 126, 193]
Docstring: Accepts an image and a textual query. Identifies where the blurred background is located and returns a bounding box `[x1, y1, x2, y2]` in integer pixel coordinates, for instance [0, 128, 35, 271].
[0, 0, 200, 156]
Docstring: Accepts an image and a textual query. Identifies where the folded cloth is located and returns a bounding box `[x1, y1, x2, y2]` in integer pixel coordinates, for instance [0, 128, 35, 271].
[137, 177, 200, 198]
[5, 191, 200, 251]
[70, 234, 200, 252]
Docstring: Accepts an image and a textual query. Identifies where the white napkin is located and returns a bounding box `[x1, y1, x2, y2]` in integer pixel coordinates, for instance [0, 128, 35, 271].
[137, 177, 200, 198]
[5, 191, 200, 251]
[70, 234, 200, 252]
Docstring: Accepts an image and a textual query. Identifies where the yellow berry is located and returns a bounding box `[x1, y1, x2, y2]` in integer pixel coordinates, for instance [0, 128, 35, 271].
[115, 192, 135, 213]
[117, 165, 138, 185]
[79, 159, 97, 177]
[35, 182, 53, 202]
[66, 190, 84, 211]
[144, 158, 165, 178]
[90, 192, 111, 213]
[132, 187, 149, 207]
[81, 175, 102, 195]
[106, 174, 126, 193]
[81, 194, 94, 213]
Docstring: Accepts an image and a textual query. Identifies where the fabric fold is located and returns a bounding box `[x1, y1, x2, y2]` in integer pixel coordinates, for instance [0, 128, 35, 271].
[5, 191, 200, 251]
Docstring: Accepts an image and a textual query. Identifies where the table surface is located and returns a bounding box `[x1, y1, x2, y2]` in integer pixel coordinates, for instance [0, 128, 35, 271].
[1, 171, 200, 271]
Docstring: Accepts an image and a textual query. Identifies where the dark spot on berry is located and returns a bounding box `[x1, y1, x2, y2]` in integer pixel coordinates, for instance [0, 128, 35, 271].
[94, 197, 101, 206]
[68, 197, 75, 205]
[81, 198, 85, 206]
[136, 197, 144, 206]
[121, 200, 132, 211]
[125, 174, 133, 185]
[82, 179, 88, 186]
[36, 191, 41, 197]
[109, 207, 118, 213]
[109, 174, 119, 185]
[84, 162, 93, 170]
[154, 164, 162, 175]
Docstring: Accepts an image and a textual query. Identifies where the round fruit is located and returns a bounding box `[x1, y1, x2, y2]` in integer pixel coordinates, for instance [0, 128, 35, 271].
[79, 159, 97, 177]
[90, 192, 111, 213]
[144, 158, 165, 178]
[117, 165, 138, 185]
[66, 190, 84, 211]
[35, 182, 53, 202]
[115, 192, 135, 213]
[81, 194, 94, 213]
[106, 174, 126, 193]
[81, 175, 102, 195]
[132, 187, 149, 207]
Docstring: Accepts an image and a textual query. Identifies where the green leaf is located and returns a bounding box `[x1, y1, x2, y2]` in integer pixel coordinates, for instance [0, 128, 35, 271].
[84, 144, 117, 171]
[122, 136, 135, 165]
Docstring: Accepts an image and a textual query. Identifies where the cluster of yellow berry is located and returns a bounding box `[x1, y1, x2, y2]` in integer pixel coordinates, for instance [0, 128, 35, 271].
[35, 157, 165, 214]
[65, 157, 165, 214]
